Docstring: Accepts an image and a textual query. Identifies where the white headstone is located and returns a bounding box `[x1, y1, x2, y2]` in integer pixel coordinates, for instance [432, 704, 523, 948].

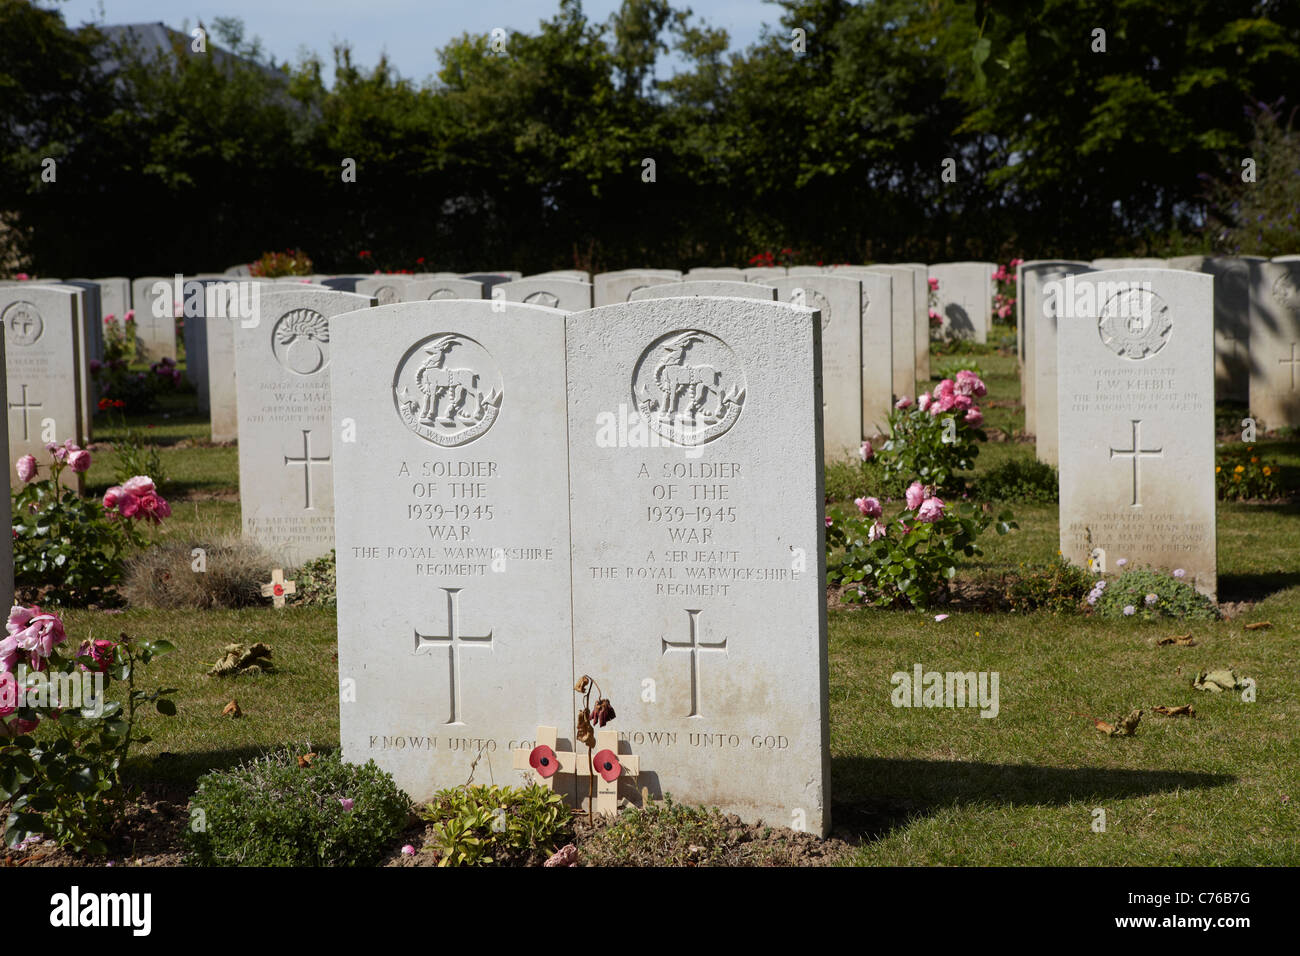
[770, 274, 870, 455]
[404, 278, 485, 301]
[0, 327, 10, 611]
[686, 267, 745, 281]
[1091, 258, 1167, 269]
[1248, 260, 1300, 429]
[1022, 261, 1093, 455]
[629, 281, 777, 302]
[849, 267, 916, 405]
[1057, 269, 1216, 597]
[744, 267, 787, 281]
[497, 277, 593, 311]
[130, 276, 179, 363]
[787, 266, 827, 276]
[1166, 255, 1208, 271]
[234, 288, 373, 565]
[929, 262, 993, 343]
[2, 285, 84, 491]
[355, 276, 412, 306]
[593, 273, 677, 307]
[333, 298, 573, 801]
[567, 295, 830, 834]
[46, 284, 96, 444]
[1205, 257, 1259, 403]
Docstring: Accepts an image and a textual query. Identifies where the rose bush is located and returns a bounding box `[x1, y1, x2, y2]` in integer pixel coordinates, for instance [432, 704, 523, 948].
[827, 480, 1015, 609]
[11, 442, 169, 605]
[878, 371, 989, 495]
[0, 606, 176, 854]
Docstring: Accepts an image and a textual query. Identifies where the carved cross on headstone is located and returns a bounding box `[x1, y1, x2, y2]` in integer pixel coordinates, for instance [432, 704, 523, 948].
[1109, 419, 1163, 508]
[283, 428, 331, 510]
[1280, 342, 1300, 390]
[260, 568, 296, 608]
[662, 608, 728, 718]
[415, 587, 493, 725]
[8, 384, 42, 441]
[512, 725, 640, 816]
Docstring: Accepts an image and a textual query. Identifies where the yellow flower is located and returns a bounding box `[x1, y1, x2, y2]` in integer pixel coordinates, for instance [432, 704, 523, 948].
[1234, 465, 1245, 473]
[1263, 466, 1272, 476]
[1215, 466, 1221, 473]
[1251, 456, 1258, 463]
[1234, 474, 1242, 482]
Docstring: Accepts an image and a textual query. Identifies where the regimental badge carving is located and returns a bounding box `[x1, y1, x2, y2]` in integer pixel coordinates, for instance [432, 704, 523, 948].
[1271, 271, 1300, 315]
[427, 288, 457, 300]
[394, 334, 503, 446]
[524, 291, 560, 308]
[3, 301, 44, 347]
[272, 308, 330, 374]
[375, 285, 401, 306]
[632, 330, 746, 446]
[1098, 288, 1171, 360]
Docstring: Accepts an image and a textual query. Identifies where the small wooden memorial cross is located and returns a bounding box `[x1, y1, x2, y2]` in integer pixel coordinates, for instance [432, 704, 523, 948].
[261, 568, 296, 608]
[512, 725, 640, 817]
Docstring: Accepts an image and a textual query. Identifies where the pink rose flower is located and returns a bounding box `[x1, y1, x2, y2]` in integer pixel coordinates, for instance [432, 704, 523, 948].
[927, 277, 939, 291]
[859, 440, 873, 461]
[895, 396, 913, 410]
[125, 309, 135, 322]
[339, 798, 355, 811]
[68, 449, 92, 473]
[76, 638, 117, 673]
[965, 408, 983, 426]
[1010, 257, 1023, 268]
[917, 393, 932, 412]
[952, 394, 973, 412]
[868, 520, 887, 542]
[15, 455, 37, 483]
[917, 497, 946, 523]
[825, 516, 832, 529]
[103, 486, 123, 510]
[905, 481, 927, 510]
[7, 606, 66, 661]
[928, 309, 940, 321]
[121, 475, 156, 497]
[855, 496, 882, 519]
[0, 716, 40, 738]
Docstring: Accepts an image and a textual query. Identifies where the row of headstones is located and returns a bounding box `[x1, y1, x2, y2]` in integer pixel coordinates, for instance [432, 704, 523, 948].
[1, 280, 832, 829]
[238, 285, 832, 831]
[1019, 255, 1300, 468]
[71, 265, 946, 458]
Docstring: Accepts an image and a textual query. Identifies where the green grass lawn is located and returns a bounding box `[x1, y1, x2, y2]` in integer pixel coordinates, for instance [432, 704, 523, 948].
[52, 338, 1300, 864]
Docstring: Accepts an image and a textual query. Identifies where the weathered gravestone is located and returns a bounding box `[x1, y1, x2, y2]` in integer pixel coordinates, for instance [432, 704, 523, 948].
[356, 276, 412, 306]
[844, 266, 915, 407]
[234, 288, 373, 565]
[535, 270, 590, 283]
[629, 281, 777, 302]
[404, 278, 485, 301]
[497, 277, 593, 311]
[45, 284, 97, 444]
[888, 263, 931, 382]
[744, 267, 787, 281]
[686, 268, 745, 281]
[1274, 255, 1300, 263]
[787, 266, 827, 277]
[1057, 269, 1216, 597]
[567, 295, 830, 834]
[1091, 258, 1168, 270]
[65, 279, 108, 363]
[1166, 256, 1208, 271]
[2, 285, 84, 492]
[332, 299, 574, 802]
[130, 276, 179, 363]
[1204, 256, 1264, 403]
[929, 262, 993, 343]
[196, 278, 268, 444]
[0, 332, 12, 610]
[1248, 260, 1300, 429]
[1021, 261, 1093, 454]
[769, 274, 867, 457]
[593, 273, 677, 307]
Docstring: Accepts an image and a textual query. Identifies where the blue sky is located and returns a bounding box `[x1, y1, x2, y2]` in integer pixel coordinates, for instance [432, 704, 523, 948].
[49, 0, 782, 84]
